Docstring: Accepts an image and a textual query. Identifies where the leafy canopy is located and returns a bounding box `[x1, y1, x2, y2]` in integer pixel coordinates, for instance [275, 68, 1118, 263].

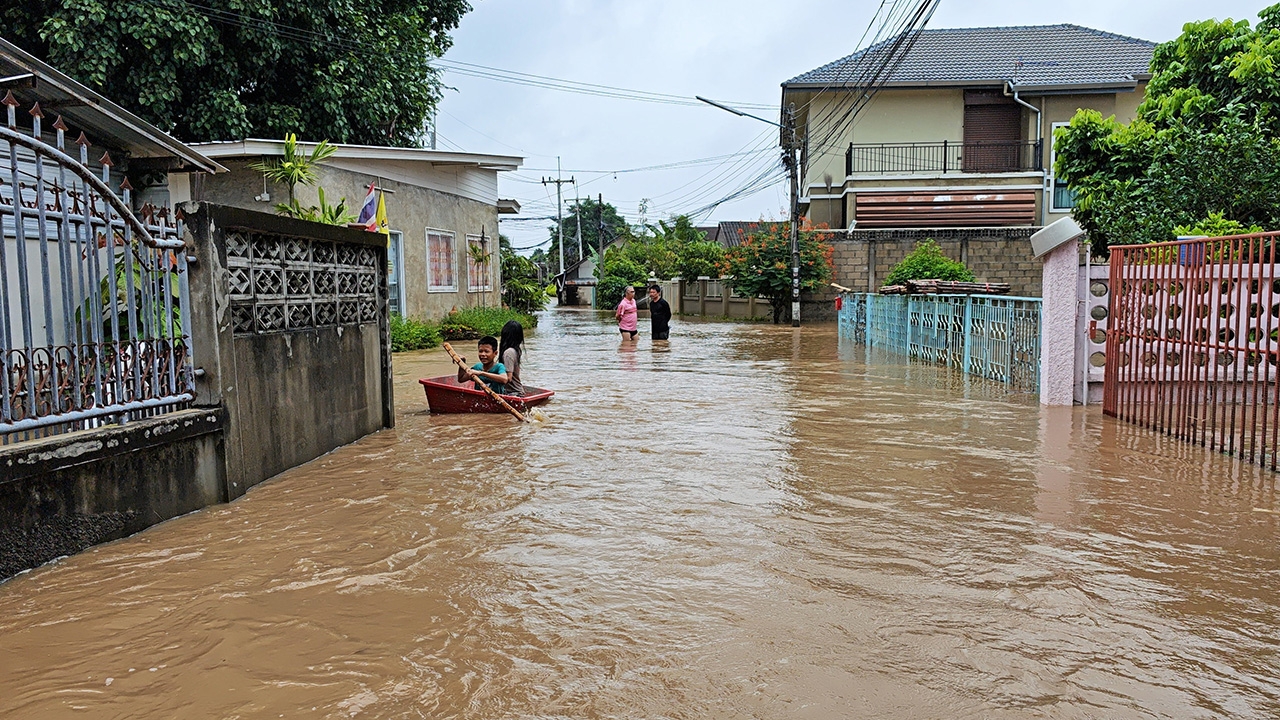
[720, 222, 833, 323]
[4, 0, 470, 145]
[1055, 4, 1280, 253]
[499, 235, 548, 314]
[548, 197, 629, 274]
[883, 240, 974, 287]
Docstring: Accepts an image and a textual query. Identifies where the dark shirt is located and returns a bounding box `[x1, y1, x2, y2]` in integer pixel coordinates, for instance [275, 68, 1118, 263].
[649, 297, 672, 335]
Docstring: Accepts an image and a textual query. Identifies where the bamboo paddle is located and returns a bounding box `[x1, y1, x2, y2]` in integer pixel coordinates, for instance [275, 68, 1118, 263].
[442, 342, 527, 422]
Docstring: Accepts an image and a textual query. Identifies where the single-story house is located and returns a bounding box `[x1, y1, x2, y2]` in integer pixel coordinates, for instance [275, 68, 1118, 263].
[185, 140, 523, 320]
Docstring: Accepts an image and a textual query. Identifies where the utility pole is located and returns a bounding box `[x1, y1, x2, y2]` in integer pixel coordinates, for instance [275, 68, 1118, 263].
[574, 185, 583, 263]
[596, 193, 605, 309]
[541, 157, 574, 299]
[783, 103, 802, 327]
[697, 95, 804, 326]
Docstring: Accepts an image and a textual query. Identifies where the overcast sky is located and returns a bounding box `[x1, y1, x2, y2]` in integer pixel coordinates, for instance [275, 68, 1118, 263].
[437, 1, 1270, 251]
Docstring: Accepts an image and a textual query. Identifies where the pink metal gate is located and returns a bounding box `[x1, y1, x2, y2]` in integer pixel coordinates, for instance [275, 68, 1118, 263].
[1103, 231, 1280, 469]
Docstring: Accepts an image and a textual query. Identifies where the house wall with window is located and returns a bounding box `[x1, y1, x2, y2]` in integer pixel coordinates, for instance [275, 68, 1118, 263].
[191, 143, 521, 322]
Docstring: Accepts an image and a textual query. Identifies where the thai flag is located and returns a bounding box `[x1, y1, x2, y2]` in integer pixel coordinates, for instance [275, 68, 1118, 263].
[356, 182, 379, 231]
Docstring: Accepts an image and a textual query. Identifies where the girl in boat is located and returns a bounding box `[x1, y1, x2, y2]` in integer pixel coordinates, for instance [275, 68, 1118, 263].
[498, 320, 527, 397]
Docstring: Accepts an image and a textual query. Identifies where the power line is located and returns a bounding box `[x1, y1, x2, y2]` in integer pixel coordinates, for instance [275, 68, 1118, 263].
[143, 0, 776, 112]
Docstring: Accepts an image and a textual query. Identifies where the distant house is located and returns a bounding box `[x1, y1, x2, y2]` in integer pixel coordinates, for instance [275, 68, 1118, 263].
[188, 140, 522, 320]
[553, 235, 625, 307]
[782, 24, 1155, 229]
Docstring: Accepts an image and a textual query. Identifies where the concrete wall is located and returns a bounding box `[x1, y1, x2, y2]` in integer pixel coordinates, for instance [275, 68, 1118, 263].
[183, 203, 394, 499]
[830, 227, 1042, 297]
[199, 159, 501, 321]
[0, 409, 225, 580]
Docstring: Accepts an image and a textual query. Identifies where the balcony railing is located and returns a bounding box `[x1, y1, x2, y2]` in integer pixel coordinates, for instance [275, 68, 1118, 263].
[844, 140, 1043, 175]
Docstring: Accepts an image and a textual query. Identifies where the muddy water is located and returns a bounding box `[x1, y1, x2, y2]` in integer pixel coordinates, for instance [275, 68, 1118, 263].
[2, 309, 1279, 719]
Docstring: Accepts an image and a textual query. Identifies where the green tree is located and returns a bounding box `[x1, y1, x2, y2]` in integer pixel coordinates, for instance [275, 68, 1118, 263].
[547, 197, 629, 274]
[499, 235, 548, 314]
[720, 222, 834, 324]
[1055, 4, 1280, 254]
[4, 0, 470, 145]
[883, 240, 974, 287]
[674, 240, 725, 280]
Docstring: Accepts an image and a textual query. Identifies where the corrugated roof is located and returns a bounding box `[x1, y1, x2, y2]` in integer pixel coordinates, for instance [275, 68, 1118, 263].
[0, 37, 223, 172]
[785, 24, 1155, 90]
[713, 221, 784, 248]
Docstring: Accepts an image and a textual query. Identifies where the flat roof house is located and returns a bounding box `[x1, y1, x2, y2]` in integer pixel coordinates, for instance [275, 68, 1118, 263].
[782, 24, 1155, 230]
[189, 140, 523, 320]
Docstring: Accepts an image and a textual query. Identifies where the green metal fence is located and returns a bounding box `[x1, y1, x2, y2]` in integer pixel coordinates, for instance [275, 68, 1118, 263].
[838, 292, 1042, 392]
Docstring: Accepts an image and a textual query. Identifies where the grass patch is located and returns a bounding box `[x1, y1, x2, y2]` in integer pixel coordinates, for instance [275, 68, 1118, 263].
[440, 306, 537, 341]
[390, 314, 442, 352]
[391, 307, 538, 352]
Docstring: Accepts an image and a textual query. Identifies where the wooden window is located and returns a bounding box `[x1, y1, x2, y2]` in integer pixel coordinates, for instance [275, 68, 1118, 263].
[426, 229, 456, 292]
[962, 90, 1022, 172]
[466, 233, 492, 292]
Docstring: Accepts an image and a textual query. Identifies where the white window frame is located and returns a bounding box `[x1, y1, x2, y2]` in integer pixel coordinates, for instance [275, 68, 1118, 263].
[426, 228, 457, 293]
[1049, 121, 1076, 212]
[466, 233, 493, 293]
[387, 230, 406, 315]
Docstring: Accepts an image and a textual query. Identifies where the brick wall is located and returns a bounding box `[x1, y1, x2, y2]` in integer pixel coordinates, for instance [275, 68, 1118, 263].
[830, 228, 1042, 297]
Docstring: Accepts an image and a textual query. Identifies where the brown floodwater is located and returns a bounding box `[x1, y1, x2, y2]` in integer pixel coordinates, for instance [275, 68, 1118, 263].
[1, 308, 1279, 719]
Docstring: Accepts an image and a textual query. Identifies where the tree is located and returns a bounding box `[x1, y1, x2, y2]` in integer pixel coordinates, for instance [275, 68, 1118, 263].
[547, 197, 629, 274]
[720, 222, 834, 324]
[674, 240, 725, 280]
[883, 240, 974, 287]
[3, 0, 471, 145]
[499, 235, 547, 314]
[1055, 4, 1280, 255]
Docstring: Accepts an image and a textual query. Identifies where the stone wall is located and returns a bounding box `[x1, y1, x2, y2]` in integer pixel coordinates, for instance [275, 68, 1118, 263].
[830, 227, 1042, 297]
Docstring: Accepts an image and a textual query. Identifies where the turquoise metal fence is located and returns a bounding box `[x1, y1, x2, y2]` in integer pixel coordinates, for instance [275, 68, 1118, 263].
[839, 292, 1042, 392]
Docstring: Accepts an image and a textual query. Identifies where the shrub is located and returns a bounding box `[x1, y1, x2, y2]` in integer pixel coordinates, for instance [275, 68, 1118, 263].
[439, 306, 536, 341]
[1173, 212, 1265, 238]
[390, 313, 442, 352]
[675, 240, 726, 280]
[884, 240, 974, 287]
[501, 245, 549, 313]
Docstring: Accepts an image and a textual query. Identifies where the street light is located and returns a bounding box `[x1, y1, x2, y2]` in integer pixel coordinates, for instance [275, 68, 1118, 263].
[696, 96, 803, 327]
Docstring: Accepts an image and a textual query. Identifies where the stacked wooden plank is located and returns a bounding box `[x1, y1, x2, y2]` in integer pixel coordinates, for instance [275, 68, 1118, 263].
[855, 191, 1036, 228]
[878, 279, 1012, 295]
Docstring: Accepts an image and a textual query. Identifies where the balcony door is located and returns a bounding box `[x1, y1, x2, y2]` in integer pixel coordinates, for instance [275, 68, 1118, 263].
[962, 90, 1021, 172]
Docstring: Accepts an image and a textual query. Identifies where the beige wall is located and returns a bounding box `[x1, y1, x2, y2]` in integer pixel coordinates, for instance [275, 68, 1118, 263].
[200, 159, 501, 320]
[803, 88, 964, 188]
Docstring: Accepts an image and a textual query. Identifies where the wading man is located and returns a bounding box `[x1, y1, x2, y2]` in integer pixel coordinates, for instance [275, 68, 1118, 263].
[648, 285, 671, 342]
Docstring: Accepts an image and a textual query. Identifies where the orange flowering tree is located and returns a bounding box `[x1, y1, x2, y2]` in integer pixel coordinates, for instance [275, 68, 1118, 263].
[719, 221, 834, 323]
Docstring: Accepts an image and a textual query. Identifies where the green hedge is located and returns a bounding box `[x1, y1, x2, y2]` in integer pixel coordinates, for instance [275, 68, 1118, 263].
[390, 307, 536, 352]
[390, 314, 442, 352]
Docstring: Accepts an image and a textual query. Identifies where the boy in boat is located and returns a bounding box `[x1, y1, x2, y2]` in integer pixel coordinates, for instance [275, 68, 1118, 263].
[457, 335, 509, 394]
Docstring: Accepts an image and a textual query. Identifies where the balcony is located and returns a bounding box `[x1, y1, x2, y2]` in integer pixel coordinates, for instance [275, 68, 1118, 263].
[844, 140, 1043, 175]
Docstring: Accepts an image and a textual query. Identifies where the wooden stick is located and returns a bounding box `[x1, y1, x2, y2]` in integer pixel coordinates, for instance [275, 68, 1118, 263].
[441, 342, 527, 422]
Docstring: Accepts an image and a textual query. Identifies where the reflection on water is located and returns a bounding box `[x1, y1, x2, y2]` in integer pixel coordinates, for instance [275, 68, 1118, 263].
[1, 308, 1278, 719]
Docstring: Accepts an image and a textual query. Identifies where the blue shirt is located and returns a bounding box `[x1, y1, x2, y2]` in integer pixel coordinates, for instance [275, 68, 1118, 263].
[471, 362, 507, 394]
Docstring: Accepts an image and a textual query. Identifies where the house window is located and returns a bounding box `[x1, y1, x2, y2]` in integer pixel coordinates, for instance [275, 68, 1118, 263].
[387, 230, 405, 315]
[1050, 122, 1076, 211]
[427, 229, 456, 292]
[466, 233, 492, 292]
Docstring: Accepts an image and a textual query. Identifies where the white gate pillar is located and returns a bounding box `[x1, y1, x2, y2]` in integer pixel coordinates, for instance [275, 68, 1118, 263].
[1032, 218, 1087, 406]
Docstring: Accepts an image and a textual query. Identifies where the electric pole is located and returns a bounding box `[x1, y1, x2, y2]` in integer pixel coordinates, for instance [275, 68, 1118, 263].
[596, 194, 605, 309]
[541, 157, 574, 300]
[783, 103, 801, 327]
[696, 96, 804, 326]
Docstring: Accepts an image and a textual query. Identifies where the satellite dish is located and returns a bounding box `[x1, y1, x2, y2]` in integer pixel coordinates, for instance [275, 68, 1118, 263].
[1030, 217, 1085, 258]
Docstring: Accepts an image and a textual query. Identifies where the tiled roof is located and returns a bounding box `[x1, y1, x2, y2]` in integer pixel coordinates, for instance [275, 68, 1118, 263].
[712, 221, 785, 248]
[785, 24, 1155, 90]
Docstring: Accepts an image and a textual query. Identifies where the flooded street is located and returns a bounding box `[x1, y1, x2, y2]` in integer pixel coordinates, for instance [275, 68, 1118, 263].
[1, 308, 1279, 719]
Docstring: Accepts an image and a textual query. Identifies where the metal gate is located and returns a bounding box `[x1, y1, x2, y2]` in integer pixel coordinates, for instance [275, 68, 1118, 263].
[1103, 231, 1280, 469]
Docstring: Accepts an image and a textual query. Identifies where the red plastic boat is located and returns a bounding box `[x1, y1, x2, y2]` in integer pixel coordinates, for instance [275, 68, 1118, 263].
[418, 375, 555, 414]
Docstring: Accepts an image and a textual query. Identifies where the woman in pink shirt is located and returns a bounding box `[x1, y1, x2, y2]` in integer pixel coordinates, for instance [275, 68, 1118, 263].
[615, 285, 639, 341]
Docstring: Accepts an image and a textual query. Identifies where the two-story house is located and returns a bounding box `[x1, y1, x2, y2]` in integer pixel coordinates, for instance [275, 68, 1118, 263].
[783, 24, 1155, 230]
